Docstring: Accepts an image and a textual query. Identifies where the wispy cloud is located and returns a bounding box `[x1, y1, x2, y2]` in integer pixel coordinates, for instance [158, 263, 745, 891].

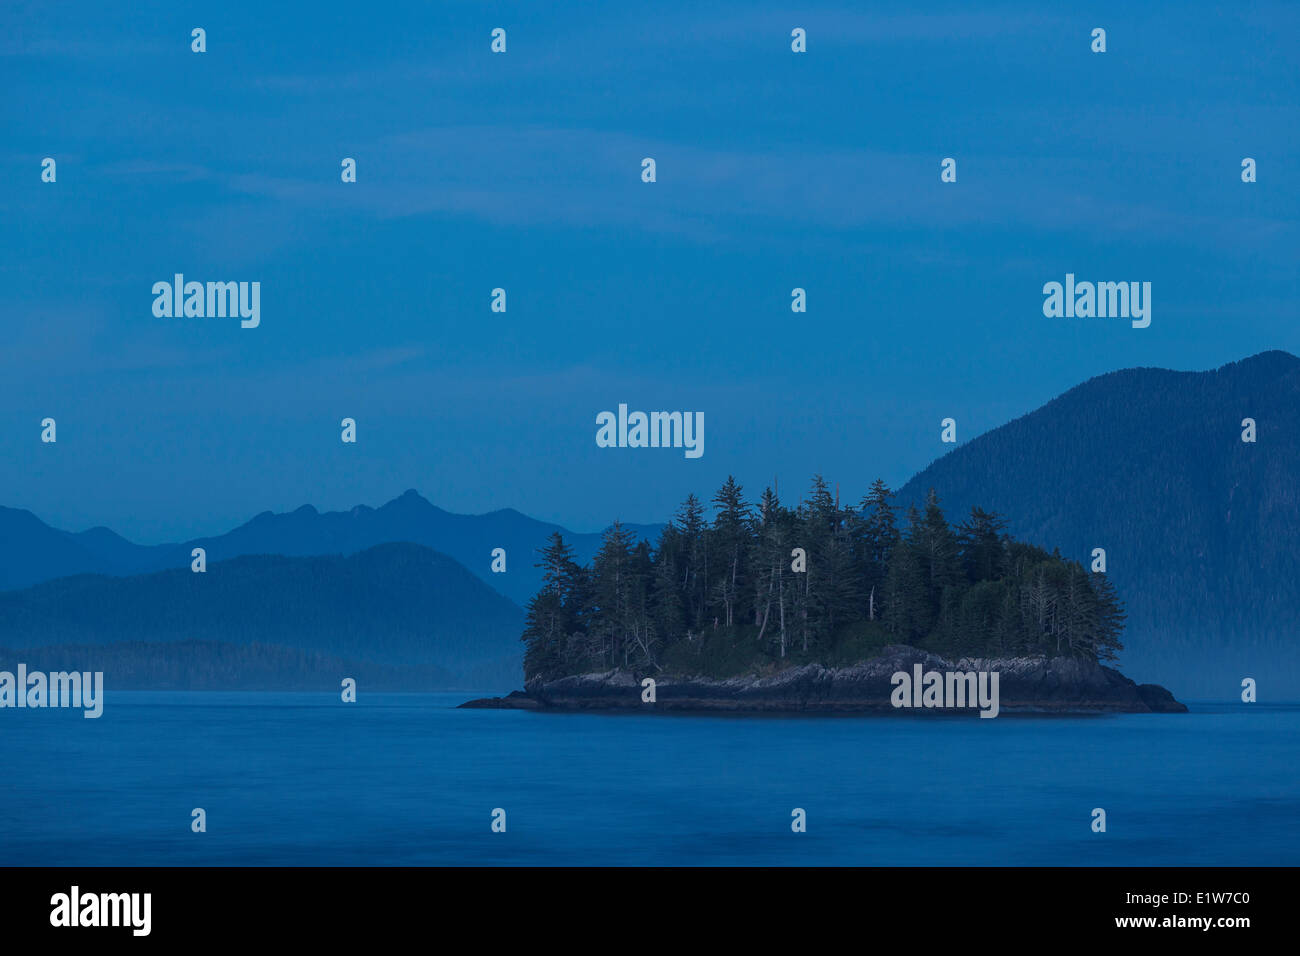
[112, 124, 1293, 258]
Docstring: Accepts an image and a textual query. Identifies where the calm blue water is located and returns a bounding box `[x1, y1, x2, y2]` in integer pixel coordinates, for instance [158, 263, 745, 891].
[1, 693, 1296, 866]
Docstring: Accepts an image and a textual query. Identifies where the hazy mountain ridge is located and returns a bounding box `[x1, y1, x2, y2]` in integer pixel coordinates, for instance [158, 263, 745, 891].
[896, 350, 1300, 696]
[0, 542, 525, 690]
[0, 490, 662, 606]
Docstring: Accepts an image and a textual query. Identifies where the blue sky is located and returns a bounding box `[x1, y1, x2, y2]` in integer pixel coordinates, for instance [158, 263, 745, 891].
[3, 1, 1297, 541]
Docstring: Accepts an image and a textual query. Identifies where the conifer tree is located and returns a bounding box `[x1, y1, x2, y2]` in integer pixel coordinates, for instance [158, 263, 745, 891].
[710, 477, 751, 629]
[858, 479, 899, 620]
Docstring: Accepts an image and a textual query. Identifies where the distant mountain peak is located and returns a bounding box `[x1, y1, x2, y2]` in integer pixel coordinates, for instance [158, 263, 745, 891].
[1223, 349, 1299, 375]
[0, 486, 661, 608]
[0, 506, 45, 527]
[381, 489, 438, 512]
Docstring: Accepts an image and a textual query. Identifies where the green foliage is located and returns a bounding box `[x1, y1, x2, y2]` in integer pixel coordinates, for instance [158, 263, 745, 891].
[520, 479, 1126, 680]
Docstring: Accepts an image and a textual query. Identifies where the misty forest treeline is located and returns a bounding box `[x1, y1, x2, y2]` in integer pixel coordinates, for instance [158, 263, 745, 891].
[521, 477, 1125, 681]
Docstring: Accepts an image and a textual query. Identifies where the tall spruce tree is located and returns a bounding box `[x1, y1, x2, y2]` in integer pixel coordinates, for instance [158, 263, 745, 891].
[711, 476, 751, 629]
[858, 479, 899, 621]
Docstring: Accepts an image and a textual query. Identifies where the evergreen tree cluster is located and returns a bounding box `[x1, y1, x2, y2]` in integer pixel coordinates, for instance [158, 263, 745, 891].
[522, 477, 1125, 681]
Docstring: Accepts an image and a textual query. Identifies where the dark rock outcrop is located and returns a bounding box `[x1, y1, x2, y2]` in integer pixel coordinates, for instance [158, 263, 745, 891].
[460, 645, 1187, 715]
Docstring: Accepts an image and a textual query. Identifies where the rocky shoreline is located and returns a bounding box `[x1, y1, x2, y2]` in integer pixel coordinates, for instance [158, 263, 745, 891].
[460, 645, 1187, 714]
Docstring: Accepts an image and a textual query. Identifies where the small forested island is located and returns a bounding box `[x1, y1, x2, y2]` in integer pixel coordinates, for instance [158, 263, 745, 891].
[463, 477, 1184, 714]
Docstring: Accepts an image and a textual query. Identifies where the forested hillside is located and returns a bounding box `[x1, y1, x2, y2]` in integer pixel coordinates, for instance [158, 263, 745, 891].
[897, 350, 1300, 695]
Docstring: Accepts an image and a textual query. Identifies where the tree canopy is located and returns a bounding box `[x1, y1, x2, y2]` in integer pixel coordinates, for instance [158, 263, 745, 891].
[522, 477, 1125, 682]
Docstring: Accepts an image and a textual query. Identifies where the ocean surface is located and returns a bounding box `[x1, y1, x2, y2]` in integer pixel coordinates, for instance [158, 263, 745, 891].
[1, 692, 1296, 866]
